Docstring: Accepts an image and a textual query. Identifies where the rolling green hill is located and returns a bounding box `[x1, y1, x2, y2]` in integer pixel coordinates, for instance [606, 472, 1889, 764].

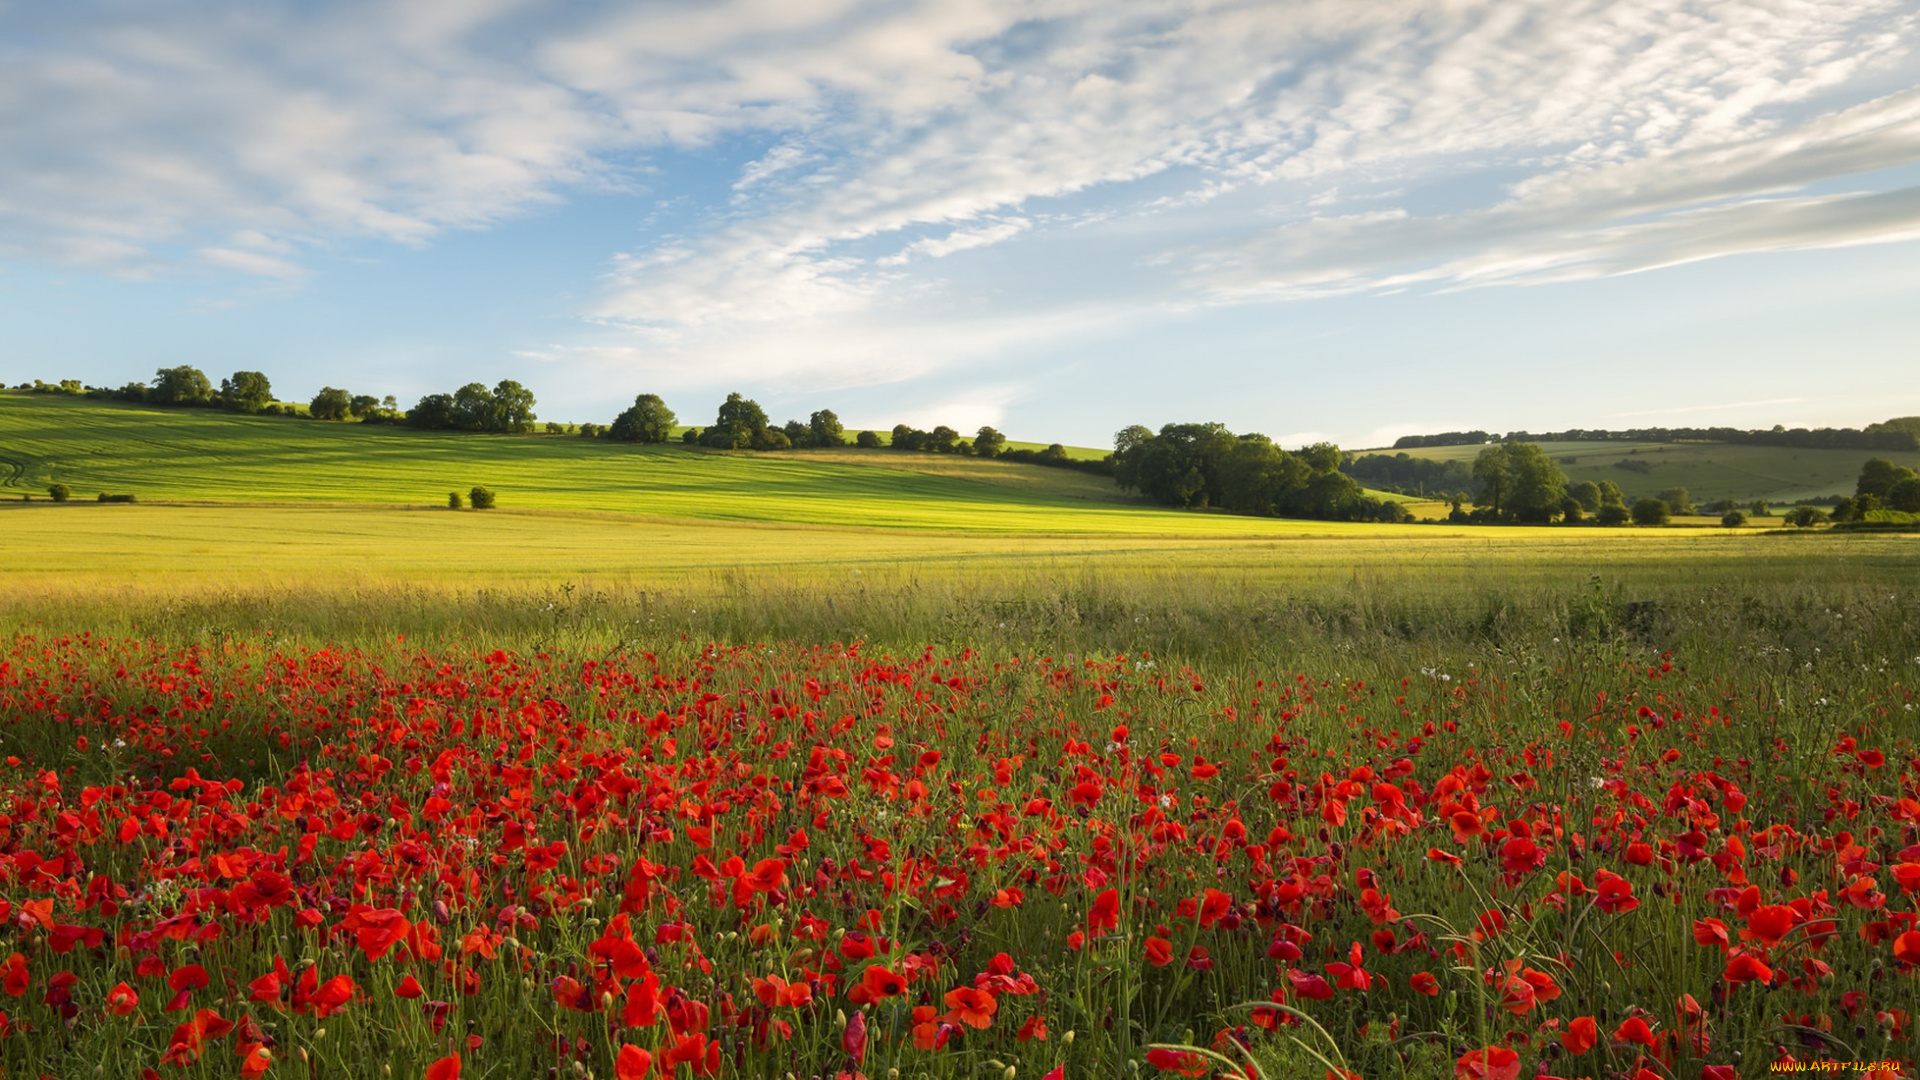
[1369, 439, 1917, 504]
[0, 393, 1367, 535]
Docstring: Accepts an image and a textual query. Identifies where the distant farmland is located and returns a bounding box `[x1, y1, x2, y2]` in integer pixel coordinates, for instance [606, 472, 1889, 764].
[1366, 438, 1916, 503]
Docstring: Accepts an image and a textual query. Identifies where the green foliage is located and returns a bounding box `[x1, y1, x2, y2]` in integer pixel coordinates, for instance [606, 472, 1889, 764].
[609, 393, 677, 444]
[701, 392, 769, 449]
[1630, 497, 1671, 526]
[1567, 480, 1602, 511]
[46, 483, 69, 502]
[309, 386, 353, 421]
[150, 365, 213, 406]
[447, 491, 463, 509]
[973, 426, 1006, 458]
[469, 486, 496, 510]
[1472, 442, 1568, 522]
[410, 381, 538, 433]
[1595, 503, 1631, 526]
[1656, 486, 1694, 515]
[1888, 477, 1920, 513]
[808, 409, 845, 447]
[855, 430, 881, 448]
[218, 371, 274, 413]
[349, 395, 382, 419]
[1114, 424, 1399, 522]
[1750, 498, 1771, 516]
[1720, 509, 1747, 528]
[1785, 505, 1829, 527]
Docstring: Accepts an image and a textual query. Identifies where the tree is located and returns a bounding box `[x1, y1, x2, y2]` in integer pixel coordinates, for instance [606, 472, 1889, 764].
[1749, 498, 1771, 517]
[754, 427, 792, 450]
[469, 486, 496, 509]
[1656, 487, 1695, 515]
[609, 394, 677, 444]
[219, 371, 274, 413]
[47, 483, 70, 502]
[349, 394, 381, 419]
[781, 419, 813, 448]
[451, 383, 495, 430]
[1857, 458, 1918, 500]
[447, 491, 464, 509]
[1568, 481, 1602, 512]
[974, 426, 1007, 459]
[1472, 443, 1567, 522]
[1114, 422, 1235, 508]
[1597, 480, 1625, 506]
[1595, 503, 1631, 526]
[701, 393, 769, 449]
[1721, 510, 1747, 528]
[809, 410, 845, 447]
[1216, 435, 1307, 516]
[151, 365, 214, 406]
[409, 394, 457, 429]
[1784, 505, 1827, 527]
[889, 424, 923, 451]
[1889, 477, 1920, 513]
[926, 426, 960, 453]
[310, 386, 353, 421]
[1630, 497, 1671, 526]
[487, 380, 537, 433]
[856, 430, 882, 448]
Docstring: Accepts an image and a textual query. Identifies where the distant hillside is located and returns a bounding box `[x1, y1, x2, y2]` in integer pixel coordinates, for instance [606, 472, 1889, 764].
[0, 392, 1359, 536]
[1354, 439, 1919, 505]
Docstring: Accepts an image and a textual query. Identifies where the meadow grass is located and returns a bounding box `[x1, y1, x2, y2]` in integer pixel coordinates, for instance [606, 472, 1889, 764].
[1384, 438, 1920, 505]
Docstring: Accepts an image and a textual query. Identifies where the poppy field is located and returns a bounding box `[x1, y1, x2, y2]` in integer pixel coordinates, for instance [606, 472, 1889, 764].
[0, 583, 1916, 1080]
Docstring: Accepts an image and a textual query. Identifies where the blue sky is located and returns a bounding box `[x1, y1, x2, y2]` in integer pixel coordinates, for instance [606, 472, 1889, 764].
[3, 0, 1919, 449]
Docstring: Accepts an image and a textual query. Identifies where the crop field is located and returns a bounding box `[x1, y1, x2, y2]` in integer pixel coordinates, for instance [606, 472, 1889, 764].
[1378, 439, 1920, 506]
[6, 393, 1920, 1080]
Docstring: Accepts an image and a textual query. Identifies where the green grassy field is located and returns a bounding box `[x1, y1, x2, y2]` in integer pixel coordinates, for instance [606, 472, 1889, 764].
[0, 393, 1427, 531]
[1372, 438, 1918, 504]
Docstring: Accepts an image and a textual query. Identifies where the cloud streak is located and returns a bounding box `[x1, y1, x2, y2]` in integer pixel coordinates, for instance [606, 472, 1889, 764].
[1, 0, 1917, 390]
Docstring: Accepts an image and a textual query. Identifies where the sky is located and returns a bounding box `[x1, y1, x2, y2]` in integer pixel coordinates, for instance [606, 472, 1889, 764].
[3, 0, 1919, 450]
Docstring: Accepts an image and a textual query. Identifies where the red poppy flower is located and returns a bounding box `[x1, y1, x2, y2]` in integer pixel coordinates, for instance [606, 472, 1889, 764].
[1454, 1046, 1519, 1080]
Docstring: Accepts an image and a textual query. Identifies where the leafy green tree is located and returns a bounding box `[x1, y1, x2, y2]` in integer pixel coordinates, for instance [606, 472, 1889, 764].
[973, 426, 1006, 459]
[451, 383, 495, 430]
[856, 430, 882, 448]
[219, 371, 274, 413]
[889, 424, 923, 450]
[1560, 497, 1583, 523]
[1656, 487, 1695, 515]
[409, 394, 457, 429]
[701, 393, 769, 449]
[809, 410, 845, 447]
[1784, 505, 1827, 527]
[47, 483, 70, 502]
[682, 428, 702, 444]
[469, 486, 496, 509]
[1630, 497, 1671, 526]
[1889, 477, 1920, 513]
[1568, 481, 1602, 512]
[1857, 458, 1918, 500]
[487, 380, 537, 433]
[1595, 503, 1631, 526]
[1721, 510, 1747, 528]
[1749, 498, 1771, 517]
[349, 394, 381, 419]
[1216, 435, 1307, 516]
[1597, 480, 1625, 506]
[1472, 442, 1567, 522]
[609, 394, 677, 444]
[927, 426, 960, 453]
[1114, 422, 1235, 508]
[781, 420, 813, 448]
[151, 365, 214, 406]
[310, 386, 352, 421]
[753, 427, 792, 450]
[1830, 497, 1858, 522]
[447, 491, 463, 509]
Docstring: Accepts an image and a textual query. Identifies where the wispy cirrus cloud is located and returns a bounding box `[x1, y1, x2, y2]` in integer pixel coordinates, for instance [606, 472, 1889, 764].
[2, 0, 1918, 398]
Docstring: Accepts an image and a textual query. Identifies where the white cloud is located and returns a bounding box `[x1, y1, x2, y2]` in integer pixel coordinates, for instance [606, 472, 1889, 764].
[2, 0, 1918, 385]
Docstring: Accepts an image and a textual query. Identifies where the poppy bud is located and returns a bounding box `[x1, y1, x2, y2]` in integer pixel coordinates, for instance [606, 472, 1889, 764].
[1063, 1031, 1075, 1046]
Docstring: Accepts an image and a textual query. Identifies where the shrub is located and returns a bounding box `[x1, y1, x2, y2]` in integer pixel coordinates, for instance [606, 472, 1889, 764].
[1784, 505, 1828, 528]
[447, 491, 464, 509]
[681, 428, 701, 444]
[469, 486, 496, 510]
[856, 430, 882, 448]
[47, 483, 70, 503]
[97, 493, 136, 503]
[1720, 510, 1747, 528]
[1630, 497, 1671, 526]
[1595, 503, 1631, 526]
